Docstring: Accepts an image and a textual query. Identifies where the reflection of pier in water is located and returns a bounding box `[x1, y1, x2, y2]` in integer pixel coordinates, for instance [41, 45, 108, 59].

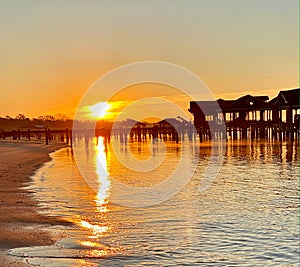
[79, 132, 298, 169]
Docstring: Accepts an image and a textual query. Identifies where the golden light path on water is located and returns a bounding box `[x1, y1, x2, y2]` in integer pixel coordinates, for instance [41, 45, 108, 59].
[77, 136, 113, 254]
[95, 137, 111, 207]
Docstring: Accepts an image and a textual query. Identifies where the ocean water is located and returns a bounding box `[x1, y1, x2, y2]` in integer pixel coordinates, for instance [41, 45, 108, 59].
[9, 137, 299, 266]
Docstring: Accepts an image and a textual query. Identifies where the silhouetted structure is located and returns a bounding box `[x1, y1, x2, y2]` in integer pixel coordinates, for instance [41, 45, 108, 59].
[1, 128, 72, 146]
[189, 88, 300, 141]
[111, 118, 193, 144]
[3, 89, 298, 145]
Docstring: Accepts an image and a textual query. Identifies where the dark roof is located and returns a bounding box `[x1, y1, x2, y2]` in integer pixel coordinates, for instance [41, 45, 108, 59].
[189, 101, 221, 115]
[225, 95, 269, 111]
[268, 88, 300, 108]
[189, 94, 269, 114]
[158, 118, 181, 125]
[217, 99, 236, 109]
[189, 89, 300, 115]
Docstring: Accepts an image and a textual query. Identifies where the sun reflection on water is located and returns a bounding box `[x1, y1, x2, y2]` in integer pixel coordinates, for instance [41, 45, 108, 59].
[77, 137, 112, 235]
[95, 136, 111, 207]
[76, 136, 113, 254]
[79, 220, 110, 236]
[72, 259, 98, 267]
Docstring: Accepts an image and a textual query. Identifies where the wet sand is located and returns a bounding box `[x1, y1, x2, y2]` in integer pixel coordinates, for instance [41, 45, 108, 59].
[0, 140, 69, 266]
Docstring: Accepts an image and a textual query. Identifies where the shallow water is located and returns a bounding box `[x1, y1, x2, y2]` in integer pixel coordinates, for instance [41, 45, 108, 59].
[9, 137, 299, 266]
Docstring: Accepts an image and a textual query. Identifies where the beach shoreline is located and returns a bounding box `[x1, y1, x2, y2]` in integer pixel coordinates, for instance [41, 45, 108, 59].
[0, 140, 69, 266]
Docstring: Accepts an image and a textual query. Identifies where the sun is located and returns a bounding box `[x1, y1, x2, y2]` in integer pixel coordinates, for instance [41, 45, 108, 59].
[89, 102, 112, 119]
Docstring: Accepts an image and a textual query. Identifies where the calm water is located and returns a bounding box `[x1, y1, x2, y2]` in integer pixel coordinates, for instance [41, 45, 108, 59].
[9, 137, 299, 266]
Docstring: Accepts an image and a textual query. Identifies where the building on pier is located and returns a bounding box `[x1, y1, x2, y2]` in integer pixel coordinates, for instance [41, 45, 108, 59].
[188, 88, 300, 140]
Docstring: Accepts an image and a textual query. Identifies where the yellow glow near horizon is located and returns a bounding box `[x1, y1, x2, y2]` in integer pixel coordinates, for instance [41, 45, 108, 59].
[89, 102, 112, 120]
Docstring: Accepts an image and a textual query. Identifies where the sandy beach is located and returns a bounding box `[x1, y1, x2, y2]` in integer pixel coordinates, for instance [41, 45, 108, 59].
[0, 140, 69, 266]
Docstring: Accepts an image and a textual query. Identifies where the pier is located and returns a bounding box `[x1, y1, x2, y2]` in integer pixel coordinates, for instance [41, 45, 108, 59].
[0, 128, 72, 146]
[189, 88, 300, 142]
[1, 88, 299, 145]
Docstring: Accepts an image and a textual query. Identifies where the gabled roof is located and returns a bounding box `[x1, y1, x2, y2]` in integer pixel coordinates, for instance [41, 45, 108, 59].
[217, 99, 236, 109]
[225, 94, 269, 111]
[189, 95, 269, 114]
[268, 88, 300, 108]
[189, 89, 300, 116]
[189, 101, 221, 114]
[158, 118, 182, 125]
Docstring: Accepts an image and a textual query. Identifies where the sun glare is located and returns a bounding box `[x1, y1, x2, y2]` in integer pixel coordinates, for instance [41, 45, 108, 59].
[89, 102, 112, 119]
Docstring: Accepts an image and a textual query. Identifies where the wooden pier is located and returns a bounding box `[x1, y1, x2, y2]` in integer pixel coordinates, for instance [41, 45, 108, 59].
[0, 128, 72, 146]
[1, 88, 298, 146]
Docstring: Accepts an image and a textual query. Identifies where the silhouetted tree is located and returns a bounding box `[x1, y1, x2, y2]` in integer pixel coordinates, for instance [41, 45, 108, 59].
[54, 113, 68, 121]
[38, 115, 56, 121]
[15, 113, 26, 120]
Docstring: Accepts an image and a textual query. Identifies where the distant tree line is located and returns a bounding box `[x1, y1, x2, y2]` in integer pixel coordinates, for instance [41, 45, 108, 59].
[0, 113, 74, 131]
[1, 113, 69, 122]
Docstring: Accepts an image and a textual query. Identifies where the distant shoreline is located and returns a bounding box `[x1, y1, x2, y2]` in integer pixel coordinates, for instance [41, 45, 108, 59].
[0, 140, 69, 266]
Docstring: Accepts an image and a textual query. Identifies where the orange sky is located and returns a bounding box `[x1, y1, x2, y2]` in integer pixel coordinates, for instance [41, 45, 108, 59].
[0, 1, 298, 120]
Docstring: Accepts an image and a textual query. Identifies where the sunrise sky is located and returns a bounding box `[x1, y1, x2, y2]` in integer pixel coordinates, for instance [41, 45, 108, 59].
[0, 0, 298, 120]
